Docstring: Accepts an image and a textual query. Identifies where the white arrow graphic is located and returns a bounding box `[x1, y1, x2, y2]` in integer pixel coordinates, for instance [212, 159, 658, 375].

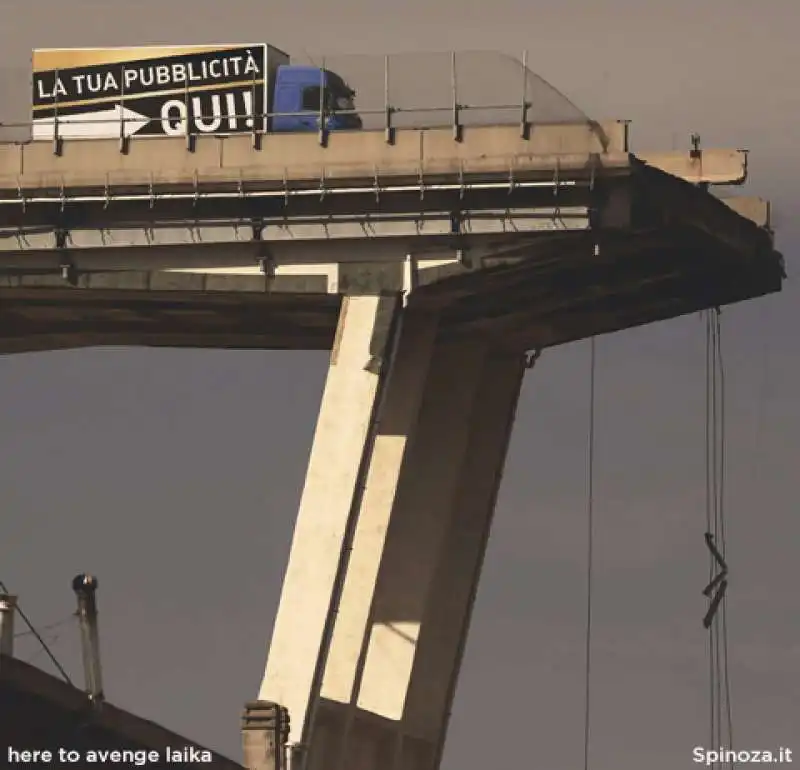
[32, 104, 150, 140]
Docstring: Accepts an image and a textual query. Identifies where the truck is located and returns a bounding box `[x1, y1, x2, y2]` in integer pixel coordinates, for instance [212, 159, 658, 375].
[31, 43, 362, 141]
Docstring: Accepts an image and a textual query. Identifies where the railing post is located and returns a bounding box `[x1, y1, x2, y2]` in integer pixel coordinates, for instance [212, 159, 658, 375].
[317, 57, 329, 148]
[119, 65, 129, 154]
[520, 50, 530, 140]
[252, 67, 262, 150]
[451, 51, 462, 142]
[52, 67, 63, 156]
[184, 78, 195, 152]
[384, 54, 394, 145]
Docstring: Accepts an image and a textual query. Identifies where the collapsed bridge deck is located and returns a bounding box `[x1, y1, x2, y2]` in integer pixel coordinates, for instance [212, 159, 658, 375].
[0, 123, 784, 354]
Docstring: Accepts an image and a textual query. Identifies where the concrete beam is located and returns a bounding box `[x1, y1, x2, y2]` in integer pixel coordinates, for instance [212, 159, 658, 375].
[635, 149, 747, 185]
[0, 123, 629, 193]
[0, 331, 336, 355]
[0, 239, 407, 269]
[0, 230, 588, 294]
[0, 132, 751, 197]
[0, 207, 590, 254]
[0, 269, 329, 295]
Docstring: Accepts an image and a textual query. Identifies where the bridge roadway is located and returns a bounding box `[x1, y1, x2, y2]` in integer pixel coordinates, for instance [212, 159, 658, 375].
[0, 121, 785, 770]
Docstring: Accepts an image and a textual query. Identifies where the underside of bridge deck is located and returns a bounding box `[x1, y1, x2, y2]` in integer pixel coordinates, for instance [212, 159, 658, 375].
[0, 192, 782, 355]
[0, 235, 780, 355]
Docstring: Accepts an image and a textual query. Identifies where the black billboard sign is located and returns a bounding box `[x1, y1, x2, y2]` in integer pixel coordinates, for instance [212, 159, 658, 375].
[31, 44, 268, 140]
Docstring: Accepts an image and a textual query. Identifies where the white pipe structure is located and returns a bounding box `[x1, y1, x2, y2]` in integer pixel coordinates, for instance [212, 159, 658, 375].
[0, 594, 16, 657]
[0, 179, 581, 207]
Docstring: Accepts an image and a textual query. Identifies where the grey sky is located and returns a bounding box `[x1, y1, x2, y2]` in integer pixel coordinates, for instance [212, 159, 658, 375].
[1, 1, 798, 767]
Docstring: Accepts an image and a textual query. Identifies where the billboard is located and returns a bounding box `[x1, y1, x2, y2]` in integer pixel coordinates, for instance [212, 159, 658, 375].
[31, 45, 268, 140]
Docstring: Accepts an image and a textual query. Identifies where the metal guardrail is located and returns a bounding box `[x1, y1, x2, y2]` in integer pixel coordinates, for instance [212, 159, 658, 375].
[0, 50, 593, 153]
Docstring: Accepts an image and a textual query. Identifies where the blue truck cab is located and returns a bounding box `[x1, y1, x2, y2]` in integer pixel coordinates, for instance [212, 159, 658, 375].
[271, 65, 362, 132]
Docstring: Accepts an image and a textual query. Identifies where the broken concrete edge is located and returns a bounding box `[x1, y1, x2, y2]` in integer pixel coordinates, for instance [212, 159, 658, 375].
[635, 149, 748, 186]
[0, 654, 245, 768]
[630, 159, 778, 257]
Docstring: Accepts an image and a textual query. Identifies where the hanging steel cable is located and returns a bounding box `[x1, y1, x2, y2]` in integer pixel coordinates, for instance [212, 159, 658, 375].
[583, 336, 596, 770]
[703, 309, 734, 769]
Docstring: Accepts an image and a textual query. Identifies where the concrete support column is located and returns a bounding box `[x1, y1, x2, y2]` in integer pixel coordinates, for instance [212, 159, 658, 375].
[399, 350, 526, 768]
[329, 344, 524, 770]
[259, 295, 443, 764]
[258, 292, 526, 770]
[308, 311, 441, 762]
[258, 293, 404, 746]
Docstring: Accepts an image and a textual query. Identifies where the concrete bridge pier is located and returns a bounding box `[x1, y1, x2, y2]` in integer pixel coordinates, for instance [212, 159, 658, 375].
[245, 293, 526, 770]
